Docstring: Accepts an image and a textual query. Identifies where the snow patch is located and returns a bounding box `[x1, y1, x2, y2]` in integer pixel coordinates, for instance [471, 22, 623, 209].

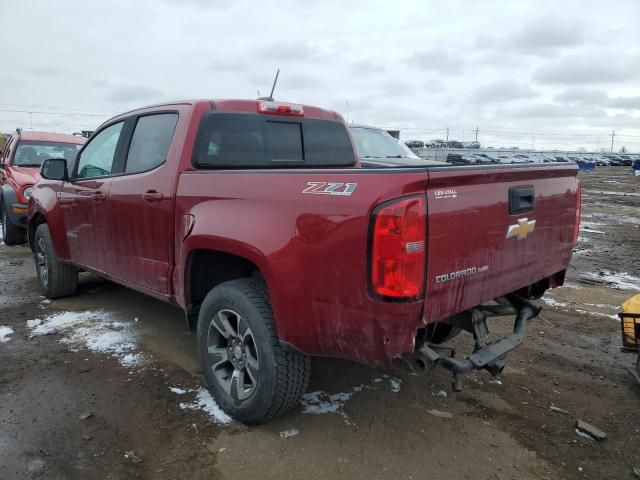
[575, 309, 619, 321]
[279, 428, 299, 439]
[543, 296, 568, 309]
[28, 310, 142, 368]
[389, 377, 402, 393]
[581, 271, 640, 291]
[0, 325, 14, 343]
[170, 387, 188, 395]
[179, 387, 232, 425]
[301, 391, 353, 415]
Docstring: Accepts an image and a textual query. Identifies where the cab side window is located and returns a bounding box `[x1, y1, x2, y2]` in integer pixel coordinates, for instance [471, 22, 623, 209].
[125, 113, 178, 174]
[75, 122, 124, 179]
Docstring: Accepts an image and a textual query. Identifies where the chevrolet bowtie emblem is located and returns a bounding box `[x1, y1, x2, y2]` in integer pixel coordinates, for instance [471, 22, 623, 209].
[506, 218, 536, 240]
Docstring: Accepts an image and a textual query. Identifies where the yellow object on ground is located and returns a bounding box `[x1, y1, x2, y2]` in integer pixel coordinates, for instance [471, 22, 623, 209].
[622, 294, 640, 314]
[620, 294, 640, 350]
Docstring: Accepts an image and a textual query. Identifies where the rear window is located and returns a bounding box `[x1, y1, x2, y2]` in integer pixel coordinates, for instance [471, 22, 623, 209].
[193, 112, 355, 168]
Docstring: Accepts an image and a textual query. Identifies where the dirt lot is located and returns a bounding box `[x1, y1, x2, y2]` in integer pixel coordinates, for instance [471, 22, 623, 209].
[1, 167, 639, 480]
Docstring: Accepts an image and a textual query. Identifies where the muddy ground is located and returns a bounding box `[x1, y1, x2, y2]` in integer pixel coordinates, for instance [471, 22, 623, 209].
[1, 167, 639, 480]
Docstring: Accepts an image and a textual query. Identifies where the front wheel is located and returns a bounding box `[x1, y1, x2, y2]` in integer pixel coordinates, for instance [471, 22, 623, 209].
[34, 224, 78, 298]
[1, 204, 26, 246]
[197, 278, 310, 424]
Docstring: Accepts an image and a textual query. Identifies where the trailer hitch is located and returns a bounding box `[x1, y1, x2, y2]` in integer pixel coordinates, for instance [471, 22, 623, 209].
[404, 294, 541, 391]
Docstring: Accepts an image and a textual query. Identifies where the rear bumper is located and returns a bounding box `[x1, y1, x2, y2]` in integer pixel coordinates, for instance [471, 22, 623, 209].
[404, 294, 541, 388]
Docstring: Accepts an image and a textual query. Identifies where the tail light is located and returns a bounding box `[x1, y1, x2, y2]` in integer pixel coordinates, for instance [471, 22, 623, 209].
[257, 101, 304, 117]
[572, 181, 581, 245]
[369, 195, 426, 300]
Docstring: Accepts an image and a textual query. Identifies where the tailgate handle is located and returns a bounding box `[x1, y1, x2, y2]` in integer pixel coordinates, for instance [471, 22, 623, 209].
[509, 186, 535, 214]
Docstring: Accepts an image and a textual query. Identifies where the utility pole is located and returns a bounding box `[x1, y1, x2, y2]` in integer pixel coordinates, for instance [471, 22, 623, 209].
[531, 134, 535, 150]
[474, 126, 479, 142]
[446, 127, 449, 142]
[610, 130, 615, 152]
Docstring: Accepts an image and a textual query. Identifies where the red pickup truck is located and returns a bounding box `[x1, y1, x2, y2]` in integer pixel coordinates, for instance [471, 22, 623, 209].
[28, 99, 580, 424]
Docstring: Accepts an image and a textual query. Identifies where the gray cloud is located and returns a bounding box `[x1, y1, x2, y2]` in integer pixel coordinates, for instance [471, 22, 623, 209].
[553, 88, 640, 110]
[106, 85, 163, 103]
[476, 16, 584, 56]
[503, 103, 607, 119]
[405, 49, 465, 73]
[254, 42, 328, 62]
[553, 88, 609, 105]
[534, 54, 640, 85]
[609, 96, 640, 110]
[510, 16, 584, 54]
[471, 80, 538, 103]
[349, 59, 386, 74]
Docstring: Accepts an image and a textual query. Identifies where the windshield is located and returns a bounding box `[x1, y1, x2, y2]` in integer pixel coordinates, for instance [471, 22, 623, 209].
[350, 127, 418, 159]
[14, 141, 82, 167]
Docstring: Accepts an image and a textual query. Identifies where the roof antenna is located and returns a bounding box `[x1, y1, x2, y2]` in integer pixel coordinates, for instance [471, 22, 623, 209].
[258, 69, 280, 101]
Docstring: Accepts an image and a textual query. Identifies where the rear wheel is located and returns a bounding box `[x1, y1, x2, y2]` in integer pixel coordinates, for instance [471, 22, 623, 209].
[197, 277, 310, 424]
[1, 204, 26, 245]
[34, 224, 78, 298]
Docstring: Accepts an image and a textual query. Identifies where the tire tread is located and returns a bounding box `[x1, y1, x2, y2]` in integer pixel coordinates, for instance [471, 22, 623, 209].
[35, 224, 78, 298]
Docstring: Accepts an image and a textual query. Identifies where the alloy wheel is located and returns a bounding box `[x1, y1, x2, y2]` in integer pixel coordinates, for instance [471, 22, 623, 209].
[0, 209, 5, 242]
[207, 309, 260, 401]
[36, 237, 48, 288]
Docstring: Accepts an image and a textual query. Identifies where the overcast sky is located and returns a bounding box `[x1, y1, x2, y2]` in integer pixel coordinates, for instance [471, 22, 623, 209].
[1, 0, 639, 151]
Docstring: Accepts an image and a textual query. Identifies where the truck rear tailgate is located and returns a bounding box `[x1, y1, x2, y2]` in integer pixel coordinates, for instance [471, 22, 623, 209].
[423, 164, 579, 323]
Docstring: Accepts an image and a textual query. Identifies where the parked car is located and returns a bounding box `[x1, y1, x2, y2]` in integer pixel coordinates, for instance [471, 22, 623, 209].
[0, 130, 85, 245]
[350, 125, 425, 163]
[604, 155, 624, 166]
[404, 140, 425, 149]
[470, 153, 499, 163]
[595, 157, 610, 166]
[28, 99, 580, 424]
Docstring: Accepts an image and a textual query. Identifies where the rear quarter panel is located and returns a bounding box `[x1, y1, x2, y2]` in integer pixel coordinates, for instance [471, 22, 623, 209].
[175, 169, 430, 365]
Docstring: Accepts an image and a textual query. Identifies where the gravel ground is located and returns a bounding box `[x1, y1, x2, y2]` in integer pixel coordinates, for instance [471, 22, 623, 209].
[1, 167, 639, 480]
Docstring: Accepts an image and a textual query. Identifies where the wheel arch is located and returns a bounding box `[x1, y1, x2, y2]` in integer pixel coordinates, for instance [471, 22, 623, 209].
[28, 211, 47, 252]
[183, 247, 271, 329]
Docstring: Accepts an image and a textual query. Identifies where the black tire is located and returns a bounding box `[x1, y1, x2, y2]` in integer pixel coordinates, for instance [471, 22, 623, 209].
[1, 203, 26, 246]
[197, 277, 310, 424]
[34, 223, 78, 298]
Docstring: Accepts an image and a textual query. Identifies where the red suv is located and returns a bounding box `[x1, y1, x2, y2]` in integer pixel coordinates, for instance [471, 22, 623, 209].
[0, 130, 85, 244]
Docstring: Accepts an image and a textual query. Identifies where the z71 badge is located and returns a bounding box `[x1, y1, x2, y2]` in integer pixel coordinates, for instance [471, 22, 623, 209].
[302, 182, 357, 196]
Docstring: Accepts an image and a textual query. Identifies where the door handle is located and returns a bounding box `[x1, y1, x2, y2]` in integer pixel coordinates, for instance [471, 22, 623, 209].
[509, 185, 535, 214]
[91, 192, 106, 202]
[142, 191, 164, 203]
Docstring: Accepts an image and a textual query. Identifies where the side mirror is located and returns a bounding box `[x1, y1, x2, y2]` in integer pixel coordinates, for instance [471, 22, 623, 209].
[41, 158, 68, 181]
